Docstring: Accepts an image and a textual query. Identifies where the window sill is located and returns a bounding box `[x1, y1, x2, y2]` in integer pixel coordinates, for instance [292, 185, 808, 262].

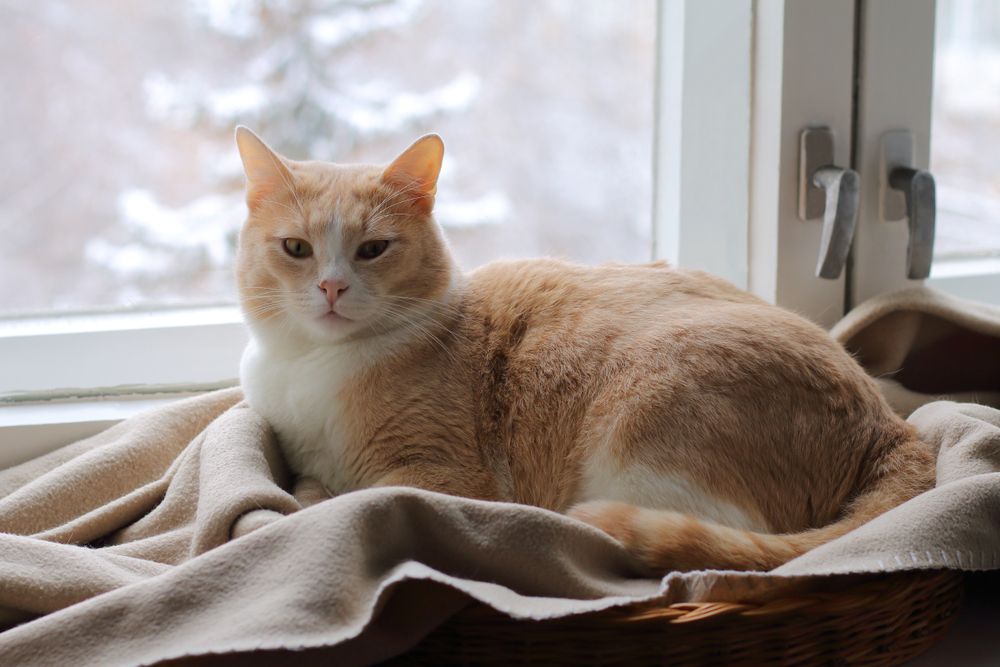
[0, 306, 247, 400]
[928, 257, 1000, 305]
[0, 391, 221, 470]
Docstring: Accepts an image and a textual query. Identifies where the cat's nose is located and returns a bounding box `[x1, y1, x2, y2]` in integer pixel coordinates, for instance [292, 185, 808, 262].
[318, 279, 349, 307]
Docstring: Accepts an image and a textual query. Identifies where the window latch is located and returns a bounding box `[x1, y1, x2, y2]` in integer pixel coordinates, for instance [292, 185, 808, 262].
[798, 127, 860, 280]
[880, 130, 936, 280]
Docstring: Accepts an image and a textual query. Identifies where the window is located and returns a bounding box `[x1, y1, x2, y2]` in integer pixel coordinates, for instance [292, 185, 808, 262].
[927, 0, 1000, 303]
[1, 0, 655, 316]
[1, 0, 656, 402]
[5, 0, 996, 459]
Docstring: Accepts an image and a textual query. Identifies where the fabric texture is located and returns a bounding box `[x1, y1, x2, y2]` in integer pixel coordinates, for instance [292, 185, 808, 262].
[1, 287, 999, 666]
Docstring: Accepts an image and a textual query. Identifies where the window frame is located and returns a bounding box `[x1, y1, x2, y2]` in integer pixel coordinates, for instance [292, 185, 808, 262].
[851, 0, 1000, 306]
[0, 307, 246, 465]
[746, 0, 857, 328]
[928, 258, 1000, 303]
[849, 0, 937, 306]
[0, 306, 245, 398]
[653, 0, 751, 290]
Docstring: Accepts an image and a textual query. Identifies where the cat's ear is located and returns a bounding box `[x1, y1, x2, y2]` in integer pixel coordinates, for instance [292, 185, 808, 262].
[381, 134, 444, 210]
[235, 126, 294, 211]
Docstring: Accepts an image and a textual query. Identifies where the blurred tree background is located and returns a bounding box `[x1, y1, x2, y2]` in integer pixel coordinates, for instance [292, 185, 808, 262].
[0, 0, 655, 314]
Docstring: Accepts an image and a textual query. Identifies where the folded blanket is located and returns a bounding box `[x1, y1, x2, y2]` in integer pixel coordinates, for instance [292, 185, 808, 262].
[831, 286, 1000, 413]
[1, 287, 998, 666]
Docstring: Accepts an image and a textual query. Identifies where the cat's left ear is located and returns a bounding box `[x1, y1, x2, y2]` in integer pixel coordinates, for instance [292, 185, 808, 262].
[235, 126, 294, 211]
[381, 134, 444, 211]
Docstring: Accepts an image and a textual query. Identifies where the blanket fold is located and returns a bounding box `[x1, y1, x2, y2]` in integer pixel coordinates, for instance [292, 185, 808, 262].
[1, 287, 999, 666]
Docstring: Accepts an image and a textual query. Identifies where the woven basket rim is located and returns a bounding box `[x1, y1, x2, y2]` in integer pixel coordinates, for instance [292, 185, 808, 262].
[454, 568, 960, 626]
[395, 569, 966, 666]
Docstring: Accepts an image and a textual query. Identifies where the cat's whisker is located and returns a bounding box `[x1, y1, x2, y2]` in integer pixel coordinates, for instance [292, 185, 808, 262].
[366, 193, 428, 222]
[380, 300, 462, 320]
[364, 211, 419, 228]
[253, 197, 302, 218]
[386, 304, 472, 346]
[377, 305, 459, 363]
[377, 298, 459, 327]
[368, 182, 425, 219]
[262, 215, 307, 228]
[371, 194, 428, 219]
[262, 150, 308, 221]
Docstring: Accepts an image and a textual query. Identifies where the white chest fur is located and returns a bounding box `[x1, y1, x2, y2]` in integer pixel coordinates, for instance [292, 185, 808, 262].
[240, 338, 364, 492]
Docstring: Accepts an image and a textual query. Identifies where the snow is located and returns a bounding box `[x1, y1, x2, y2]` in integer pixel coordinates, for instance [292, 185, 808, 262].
[143, 73, 197, 126]
[84, 239, 175, 278]
[309, 0, 423, 49]
[935, 47, 1000, 116]
[436, 191, 511, 229]
[190, 0, 270, 39]
[332, 72, 481, 134]
[207, 84, 267, 118]
[86, 189, 243, 278]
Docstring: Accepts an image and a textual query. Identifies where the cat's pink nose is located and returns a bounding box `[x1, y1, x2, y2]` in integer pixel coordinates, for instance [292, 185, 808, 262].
[318, 279, 349, 307]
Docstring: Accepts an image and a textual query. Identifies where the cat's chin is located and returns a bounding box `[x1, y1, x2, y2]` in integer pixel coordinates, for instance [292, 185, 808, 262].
[317, 311, 353, 325]
[298, 310, 368, 345]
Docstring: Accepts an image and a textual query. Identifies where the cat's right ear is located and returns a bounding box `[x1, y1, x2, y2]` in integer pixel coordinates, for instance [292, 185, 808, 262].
[235, 126, 293, 211]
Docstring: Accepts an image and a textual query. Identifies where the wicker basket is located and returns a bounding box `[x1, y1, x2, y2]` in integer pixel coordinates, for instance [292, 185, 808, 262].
[393, 570, 963, 666]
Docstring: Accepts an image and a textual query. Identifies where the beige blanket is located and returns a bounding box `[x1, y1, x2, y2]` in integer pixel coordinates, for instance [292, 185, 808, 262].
[1, 287, 998, 666]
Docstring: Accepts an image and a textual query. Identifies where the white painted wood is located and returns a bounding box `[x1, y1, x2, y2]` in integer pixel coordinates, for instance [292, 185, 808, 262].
[0, 396, 183, 469]
[0, 307, 246, 398]
[748, 0, 856, 329]
[929, 258, 1000, 305]
[850, 0, 937, 307]
[654, 0, 751, 290]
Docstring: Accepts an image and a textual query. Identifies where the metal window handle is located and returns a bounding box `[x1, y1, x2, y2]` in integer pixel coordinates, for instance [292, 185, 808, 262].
[813, 166, 860, 279]
[889, 167, 936, 280]
[798, 127, 860, 280]
[880, 130, 936, 280]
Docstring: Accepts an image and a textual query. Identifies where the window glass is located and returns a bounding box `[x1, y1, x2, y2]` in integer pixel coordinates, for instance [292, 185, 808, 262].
[0, 0, 655, 315]
[932, 0, 1000, 261]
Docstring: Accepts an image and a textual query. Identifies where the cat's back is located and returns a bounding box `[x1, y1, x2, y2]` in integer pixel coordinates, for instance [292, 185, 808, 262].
[464, 258, 759, 331]
[460, 256, 872, 409]
[458, 258, 902, 521]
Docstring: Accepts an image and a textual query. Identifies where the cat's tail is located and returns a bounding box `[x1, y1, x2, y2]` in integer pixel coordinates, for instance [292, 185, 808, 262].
[568, 436, 934, 572]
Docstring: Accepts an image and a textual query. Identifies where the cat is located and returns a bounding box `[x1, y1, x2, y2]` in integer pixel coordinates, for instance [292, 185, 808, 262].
[234, 126, 933, 573]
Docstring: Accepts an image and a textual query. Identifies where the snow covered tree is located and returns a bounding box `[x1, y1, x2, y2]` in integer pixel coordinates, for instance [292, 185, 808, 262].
[90, 0, 482, 303]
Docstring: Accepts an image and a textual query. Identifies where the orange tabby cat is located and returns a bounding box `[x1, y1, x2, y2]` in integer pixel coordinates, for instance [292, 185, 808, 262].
[235, 127, 933, 573]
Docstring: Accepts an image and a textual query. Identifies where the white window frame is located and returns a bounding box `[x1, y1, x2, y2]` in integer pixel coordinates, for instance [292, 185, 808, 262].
[653, 0, 751, 290]
[852, 0, 1000, 305]
[0, 308, 246, 467]
[656, 0, 859, 330]
[0, 307, 245, 397]
[747, 0, 857, 328]
[929, 257, 1000, 303]
[850, 0, 936, 306]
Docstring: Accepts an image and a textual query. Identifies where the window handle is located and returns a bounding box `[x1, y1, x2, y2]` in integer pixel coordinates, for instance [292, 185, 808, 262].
[799, 127, 860, 280]
[889, 167, 935, 279]
[812, 166, 860, 279]
[881, 130, 936, 280]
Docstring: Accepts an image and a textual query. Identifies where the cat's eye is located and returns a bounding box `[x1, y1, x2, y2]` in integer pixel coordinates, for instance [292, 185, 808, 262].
[356, 240, 389, 260]
[282, 238, 313, 258]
